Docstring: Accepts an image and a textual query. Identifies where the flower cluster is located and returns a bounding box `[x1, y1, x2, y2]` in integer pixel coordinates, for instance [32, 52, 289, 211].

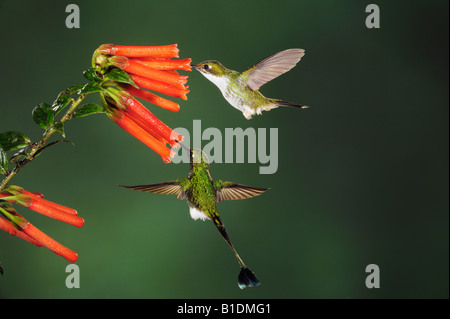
[0, 186, 83, 262]
[93, 44, 191, 163]
[0, 43, 190, 267]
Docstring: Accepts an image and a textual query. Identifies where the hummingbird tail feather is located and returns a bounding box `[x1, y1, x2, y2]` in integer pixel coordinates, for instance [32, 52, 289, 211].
[275, 99, 309, 109]
[211, 214, 259, 289]
[238, 267, 260, 289]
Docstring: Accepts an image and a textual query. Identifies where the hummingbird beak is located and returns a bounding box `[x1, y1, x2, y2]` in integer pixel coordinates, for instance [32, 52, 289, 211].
[191, 64, 200, 70]
[178, 142, 190, 152]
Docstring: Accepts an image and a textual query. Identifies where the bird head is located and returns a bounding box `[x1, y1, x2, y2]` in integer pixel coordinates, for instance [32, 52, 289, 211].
[189, 148, 210, 168]
[192, 60, 227, 77]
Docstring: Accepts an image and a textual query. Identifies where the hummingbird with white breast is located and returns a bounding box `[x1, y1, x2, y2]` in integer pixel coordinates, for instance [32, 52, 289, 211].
[193, 48, 309, 119]
[120, 148, 268, 289]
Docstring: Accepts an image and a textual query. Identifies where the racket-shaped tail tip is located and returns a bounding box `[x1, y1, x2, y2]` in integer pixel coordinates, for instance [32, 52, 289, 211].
[238, 267, 260, 289]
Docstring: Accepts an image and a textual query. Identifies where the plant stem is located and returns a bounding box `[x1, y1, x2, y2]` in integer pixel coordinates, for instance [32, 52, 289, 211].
[0, 94, 87, 191]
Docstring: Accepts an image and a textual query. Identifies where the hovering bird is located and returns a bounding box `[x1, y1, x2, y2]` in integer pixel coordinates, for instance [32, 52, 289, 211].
[120, 148, 268, 289]
[193, 48, 308, 119]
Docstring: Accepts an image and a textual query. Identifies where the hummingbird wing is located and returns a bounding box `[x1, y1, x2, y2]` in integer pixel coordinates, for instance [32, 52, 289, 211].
[214, 181, 268, 203]
[242, 48, 305, 91]
[119, 179, 187, 200]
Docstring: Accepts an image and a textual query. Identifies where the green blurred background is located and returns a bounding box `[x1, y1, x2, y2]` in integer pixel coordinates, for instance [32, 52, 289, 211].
[0, 0, 448, 299]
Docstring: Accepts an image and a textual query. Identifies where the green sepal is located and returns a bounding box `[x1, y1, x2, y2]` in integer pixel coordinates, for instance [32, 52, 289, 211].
[0, 205, 28, 230]
[32, 103, 55, 129]
[3, 185, 23, 195]
[0, 131, 31, 152]
[105, 68, 138, 88]
[78, 81, 104, 95]
[72, 103, 105, 118]
[0, 145, 7, 173]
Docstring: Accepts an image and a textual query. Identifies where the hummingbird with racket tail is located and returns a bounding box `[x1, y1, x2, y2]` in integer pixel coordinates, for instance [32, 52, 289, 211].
[120, 148, 268, 289]
[193, 48, 309, 119]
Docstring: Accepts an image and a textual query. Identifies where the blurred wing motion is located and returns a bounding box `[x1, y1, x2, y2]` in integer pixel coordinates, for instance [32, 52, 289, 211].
[120, 179, 187, 200]
[243, 48, 305, 91]
[214, 181, 268, 203]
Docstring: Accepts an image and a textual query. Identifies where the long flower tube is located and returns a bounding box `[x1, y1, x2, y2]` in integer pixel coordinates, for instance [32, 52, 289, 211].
[119, 84, 180, 112]
[0, 214, 43, 246]
[110, 56, 188, 89]
[97, 44, 179, 58]
[129, 74, 189, 100]
[0, 206, 78, 262]
[1, 187, 84, 228]
[21, 189, 77, 215]
[107, 108, 174, 163]
[132, 58, 192, 71]
[22, 223, 78, 263]
[106, 89, 183, 144]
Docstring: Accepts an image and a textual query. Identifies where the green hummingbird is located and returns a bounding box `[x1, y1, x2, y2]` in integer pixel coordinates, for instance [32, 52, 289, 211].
[193, 48, 309, 119]
[120, 148, 268, 289]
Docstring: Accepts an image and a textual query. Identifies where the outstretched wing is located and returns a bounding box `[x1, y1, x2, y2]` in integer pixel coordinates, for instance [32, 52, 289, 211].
[119, 179, 187, 200]
[214, 181, 268, 203]
[243, 48, 305, 91]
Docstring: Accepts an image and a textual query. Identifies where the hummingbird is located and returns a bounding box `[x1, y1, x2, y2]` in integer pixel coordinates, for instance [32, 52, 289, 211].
[193, 48, 309, 119]
[120, 148, 268, 289]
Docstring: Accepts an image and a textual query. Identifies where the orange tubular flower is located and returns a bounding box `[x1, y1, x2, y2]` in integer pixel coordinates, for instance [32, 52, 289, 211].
[108, 109, 174, 163]
[98, 44, 179, 58]
[130, 74, 189, 100]
[20, 189, 78, 215]
[21, 223, 78, 263]
[110, 56, 188, 89]
[94, 43, 191, 162]
[0, 216, 43, 247]
[1, 187, 84, 228]
[120, 85, 180, 112]
[0, 207, 78, 262]
[132, 58, 192, 71]
[115, 92, 183, 145]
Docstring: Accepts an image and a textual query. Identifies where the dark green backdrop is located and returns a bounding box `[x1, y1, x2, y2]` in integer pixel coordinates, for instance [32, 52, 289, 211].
[0, 0, 448, 298]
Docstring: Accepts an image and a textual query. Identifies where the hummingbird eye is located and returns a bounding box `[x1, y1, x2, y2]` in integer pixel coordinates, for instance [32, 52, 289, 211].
[203, 64, 210, 70]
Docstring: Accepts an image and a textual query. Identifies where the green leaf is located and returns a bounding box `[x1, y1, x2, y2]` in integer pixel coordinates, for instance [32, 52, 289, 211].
[72, 103, 105, 118]
[67, 83, 85, 95]
[78, 81, 104, 95]
[32, 103, 55, 129]
[53, 122, 65, 137]
[9, 147, 27, 164]
[0, 146, 7, 173]
[0, 131, 31, 152]
[83, 69, 102, 82]
[52, 93, 71, 115]
[105, 68, 138, 87]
